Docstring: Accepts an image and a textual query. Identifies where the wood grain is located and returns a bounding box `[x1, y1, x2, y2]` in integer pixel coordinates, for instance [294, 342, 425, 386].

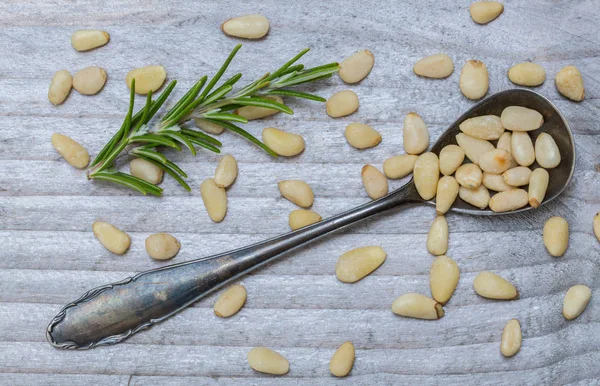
[0, 0, 599, 384]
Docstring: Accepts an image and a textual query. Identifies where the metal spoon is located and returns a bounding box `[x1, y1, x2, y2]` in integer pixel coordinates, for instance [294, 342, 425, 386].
[46, 89, 575, 349]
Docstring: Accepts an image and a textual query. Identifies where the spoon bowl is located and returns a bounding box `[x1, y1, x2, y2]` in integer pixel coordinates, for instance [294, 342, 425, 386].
[428, 88, 575, 215]
[47, 89, 575, 349]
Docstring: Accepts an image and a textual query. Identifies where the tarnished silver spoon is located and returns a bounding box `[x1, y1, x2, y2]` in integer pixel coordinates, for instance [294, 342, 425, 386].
[47, 89, 575, 349]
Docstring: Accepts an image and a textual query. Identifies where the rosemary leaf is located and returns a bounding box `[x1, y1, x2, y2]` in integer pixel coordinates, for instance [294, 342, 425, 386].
[180, 128, 223, 146]
[207, 119, 278, 158]
[232, 73, 270, 98]
[145, 80, 177, 122]
[163, 131, 197, 156]
[91, 170, 163, 196]
[144, 156, 192, 192]
[137, 155, 191, 191]
[133, 91, 153, 133]
[220, 73, 243, 88]
[266, 48, 310, 81]
[131, 148, 167, 163]
[162, 76, 207, 124]
[198, 43, 242, 100]
[265, 89, 326, 102]
[279, 64, 305, 76]
[130, 134, 182, 150]
[231, 96, 293, 115]
[120, 79, 136, 142]
[200, 84, 233, 107]
[187, 137, 221, 153]
[275, 63, 340, 87]
[202, 112, 248, 124]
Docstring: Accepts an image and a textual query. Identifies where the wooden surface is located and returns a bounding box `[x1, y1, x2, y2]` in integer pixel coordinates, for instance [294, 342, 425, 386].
[1, 0, 599, 384]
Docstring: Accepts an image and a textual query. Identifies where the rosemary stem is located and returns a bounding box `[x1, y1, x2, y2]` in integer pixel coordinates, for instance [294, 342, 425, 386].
[91, 140, 131, 175]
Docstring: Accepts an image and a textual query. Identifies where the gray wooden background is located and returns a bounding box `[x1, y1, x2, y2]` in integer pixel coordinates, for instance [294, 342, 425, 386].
[0, 0, 599, 385]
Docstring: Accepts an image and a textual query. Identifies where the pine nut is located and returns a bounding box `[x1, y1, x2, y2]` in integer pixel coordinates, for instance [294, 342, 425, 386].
[427, 215, 449, 256]
[247, 347, 289, 375]
[329, 341, 355, 377]
[459, 60, 489, 100]
[73, 66, 107, 95]
[430, 255, 460, 305]
[403, 112, 430, 155]
[439, 144, 465, 176]
[508, 62, 546, 87]
[489, 189, 528, 212]
[455, 163, 483, 189]
[455, 133, 494, 164]
[413, 54, 454, 79]
[92, 221, 131, 255]
[392, 293, 444, 320]
[200, 178, 227, 222]
[145, 233, 180, 260]
[563, 285, 592, 320]
[51, 133, 90, 169]
[459, 185, 490, 209]
[473, 271, 519, 300]
[71, 30, 110, 51]
[502, 166, 532, 187]
[459, 115, 504, 140]
[194, 119, 224, 135]
[214, 154, 238, 188]
[383, 154, 418, 179]
[289, 209, 322, 230]
[222, 14, 270, 39]
[501, 106, 543, 132]
[345, 122, 382, 149]
[129, 158, 164, 185]
[235, 96, 284, 120]
[543, 216, 569, 257]
[594, 213, 600, 242]
[361, 165, 388, 199]
[478, 149, 513, 174]
[339, 49, 374, 84]
[262, 127, 305, 156]
[436, 176, 459, 214]
[497, 132, 512, 152]
[214, 284, 247, 318]
[326, 90, 359, 118]
[482, 172, 513, 192]
[335, 246, 386, 283]
[555, 65, 585, 102]
[413, 152, 439, 200]
[497, 132, 519, 169]
[469, 1, 504, 24]
[126, 65, 167, 95]
[501, 319, 522, 357]
[48, 70, 73, 105]
[278, 180, 314, 208]
[535, 133, 561, 168]
[511, 131, 535, 166]
[528, 168, 549, 208]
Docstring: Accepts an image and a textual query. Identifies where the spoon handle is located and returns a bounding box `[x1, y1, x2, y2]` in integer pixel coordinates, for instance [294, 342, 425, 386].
[47, 183, 421, 349]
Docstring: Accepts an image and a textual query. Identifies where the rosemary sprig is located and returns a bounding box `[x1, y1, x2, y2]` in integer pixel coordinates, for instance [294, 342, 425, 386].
[88, 45, 340, 196]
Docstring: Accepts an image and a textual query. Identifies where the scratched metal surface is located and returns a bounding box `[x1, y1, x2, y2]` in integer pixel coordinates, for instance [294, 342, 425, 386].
[0, 0, 599, 385]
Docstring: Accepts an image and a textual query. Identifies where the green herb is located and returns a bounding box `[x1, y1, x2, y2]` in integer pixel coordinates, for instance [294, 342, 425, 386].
[87, 45, 340, 196]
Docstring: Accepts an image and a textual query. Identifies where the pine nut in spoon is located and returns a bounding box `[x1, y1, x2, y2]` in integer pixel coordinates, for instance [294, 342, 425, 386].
[47, 89, 576, 349]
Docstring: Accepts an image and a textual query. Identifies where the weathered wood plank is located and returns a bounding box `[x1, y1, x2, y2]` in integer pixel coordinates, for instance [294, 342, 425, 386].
[0, 230, 597, 274]
[1, 257, 597, 308]
[2, 301, 599, 350]
[0, 374, 128, 386]
[1, 333, 599, 379]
